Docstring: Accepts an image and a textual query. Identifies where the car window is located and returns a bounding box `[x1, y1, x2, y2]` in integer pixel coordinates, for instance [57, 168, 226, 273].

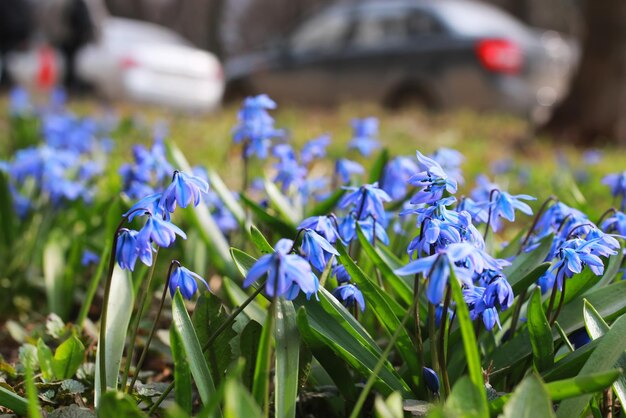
[435, 1, 529, 39]
[351, 8, 441, 48]
[290, 11, 350, 53]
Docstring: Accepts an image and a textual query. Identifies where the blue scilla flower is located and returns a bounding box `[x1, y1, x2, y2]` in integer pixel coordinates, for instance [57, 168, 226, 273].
[481, 190, 535, 232]
[138, 214, 187, 248]
[335, 159, 364, 184]
[603, 171, 626, 210]
[332, 284, 365, 312]
[116, 229, 139, 271]
[333, 264, 351, 284]
[358, 216, 390, 246]
[463, 286, 501, 331]
[301, 135, 331, 164]
[160, 170, 209, 213]
[470, 175, 499, 203]
[456, 197, 489, 225]
[422, 367, 440, 394]
[169, 265, 210, 300]
[9, 86, 31, 115]
[549, 238, 614, 290]
[124, 193, 163, 221]
[430, 147, 464, 185]
[244, 239, 319, 299]
[348, 117, 380, 157]
[409, 151, 458, 205]
[299, 216, 341, 244]
[602, 211, 626, 235]
[381, 156, 418, 201]
[339, 183, 391, 221]
[233, 94, 282, 159]
[483, 275, 514, 311]
[272, 145, 307, 192]
[81, 250, 100, 267]
[301, 229, 339, 271]
[407, 217, 461, 258]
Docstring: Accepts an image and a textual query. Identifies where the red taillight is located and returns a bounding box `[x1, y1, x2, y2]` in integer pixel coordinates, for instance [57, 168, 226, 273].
[119, 56, 139, 69]
[476, 39, 522, 75]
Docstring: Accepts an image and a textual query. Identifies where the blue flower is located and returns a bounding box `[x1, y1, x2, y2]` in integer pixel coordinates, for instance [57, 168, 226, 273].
[116, 229, 139, 271]
[233, 94, 282, 159]
[160, 170, 209, 213]
[463, 286, 501, 331]
[335, 159, 364, 184]
[138, 214, 187, 248]
[422, 367, 440, 394]
[603, 171, 626, 210]
[381, 156, 418, 201]
[602, 211, 626, 235]
[299, 216, 341, 244]
[430, 148, 464, 185]
[301, 229, 339, 271]
[301, 135, 331, 164]
[339, 183, 391, 221]
[244, 239, 319, 299]
[483, 276, 514, 311]
[348, 117, 379, 156]
[124, 193, 163, 221]
[169, 265, 209, 300]
[332, 284, 365, 312]
[481, 190, 535, 232]
[333, 264, 351, 284]
[81, 250, 100, 267]
[409, 151, 458, 204]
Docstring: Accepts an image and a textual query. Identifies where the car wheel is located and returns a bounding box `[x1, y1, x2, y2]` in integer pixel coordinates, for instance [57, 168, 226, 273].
[384, 84, 439, 111]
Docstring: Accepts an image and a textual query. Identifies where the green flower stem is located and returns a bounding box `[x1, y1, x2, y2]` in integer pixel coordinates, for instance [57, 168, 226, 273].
[519, 196, 556, 252]
[549, 275, 567, 326]
[120, 248, 161, 392]
[428, 304, 439, 375]
[413, 274, 424, 369]
[126, 258, 176, 394]
[77, 242, 110, 329]
[349, 296, 417, 418]
[147, 283, 266, 415]
[508, 287, 528, 338]
[438, 285, 452, 398]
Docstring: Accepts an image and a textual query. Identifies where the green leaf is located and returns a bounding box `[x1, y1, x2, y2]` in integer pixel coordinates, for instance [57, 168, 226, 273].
[224, 377, 262, 418]
[490, 370, 621, 414]
[275, 299, 300, 418]
[374, 391, 403, 418]
[37, 339, 55, 381]
[527, 288, 554, 372]
[250, 225, 274, 254]
[0, 172, 16, 252]
[43, 236, 69, 320]
[222, 276, 266, 325]
[583, 300, 626, 410]
[171, 290, 220, 413]
[24, 359, 42, 418]
[556, 313, 626, 417]
[264, 179, 300, 225]
[251, 302, 274, 409]
[443, 376, 486, 418]
[192, 292, 236, 386]
[448, 269, 488, 416]
[296, 302, 409, 396]
[240, 194, 297, 237]
[170, 326, 192, 414]
[337, 241, 421, 390]
[239, 320, 262, 390]
[356, 227, 412, 306]
[306, 188, 345, 217]
[588, 246, 624, 290]
[99, 391, 146, 418]
[502, 374, 555, 418]
[206, 168, 246, 225]
[0, 384, 28, 416]
[52, 334, 85, 380]
[95, 266, 134, 406]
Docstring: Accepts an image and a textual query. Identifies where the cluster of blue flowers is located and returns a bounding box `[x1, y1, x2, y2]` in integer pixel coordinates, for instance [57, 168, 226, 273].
[116, 170, 210, 299]
[1, 89, 111, 217]
[232, 94, 283, 159]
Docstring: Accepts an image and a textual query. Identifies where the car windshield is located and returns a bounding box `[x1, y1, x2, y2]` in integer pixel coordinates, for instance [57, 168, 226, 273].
[290, 10, 351, 52]
[436, 1, 529, 39]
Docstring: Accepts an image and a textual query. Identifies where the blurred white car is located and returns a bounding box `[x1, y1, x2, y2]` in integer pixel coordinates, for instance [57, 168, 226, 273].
[76, 17, 224, 112]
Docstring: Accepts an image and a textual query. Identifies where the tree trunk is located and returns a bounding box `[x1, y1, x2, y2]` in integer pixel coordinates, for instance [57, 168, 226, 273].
[206, 0, 224, 58]
[542, 0, 626, 146]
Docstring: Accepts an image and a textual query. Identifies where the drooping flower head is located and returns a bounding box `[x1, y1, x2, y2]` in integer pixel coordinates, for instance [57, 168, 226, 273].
[232, 94, 282, 159]
[409, 151, 458, 205]
[244, 239, 319, 299]
[339, 183, 391, 221]
[300, 229, 339, 272]
[603, 171, 626, 210]
[348, 117, 379, 157]
[381, 156, 418, 201]
[169, 265, 210, 300]
[160, 170, 209, 212]
[332, 284, 365, 312]
[335, 159, 364, 184]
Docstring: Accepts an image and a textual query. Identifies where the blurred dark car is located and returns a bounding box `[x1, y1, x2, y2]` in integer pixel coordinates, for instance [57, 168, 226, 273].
[225, 0, 578, 121]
